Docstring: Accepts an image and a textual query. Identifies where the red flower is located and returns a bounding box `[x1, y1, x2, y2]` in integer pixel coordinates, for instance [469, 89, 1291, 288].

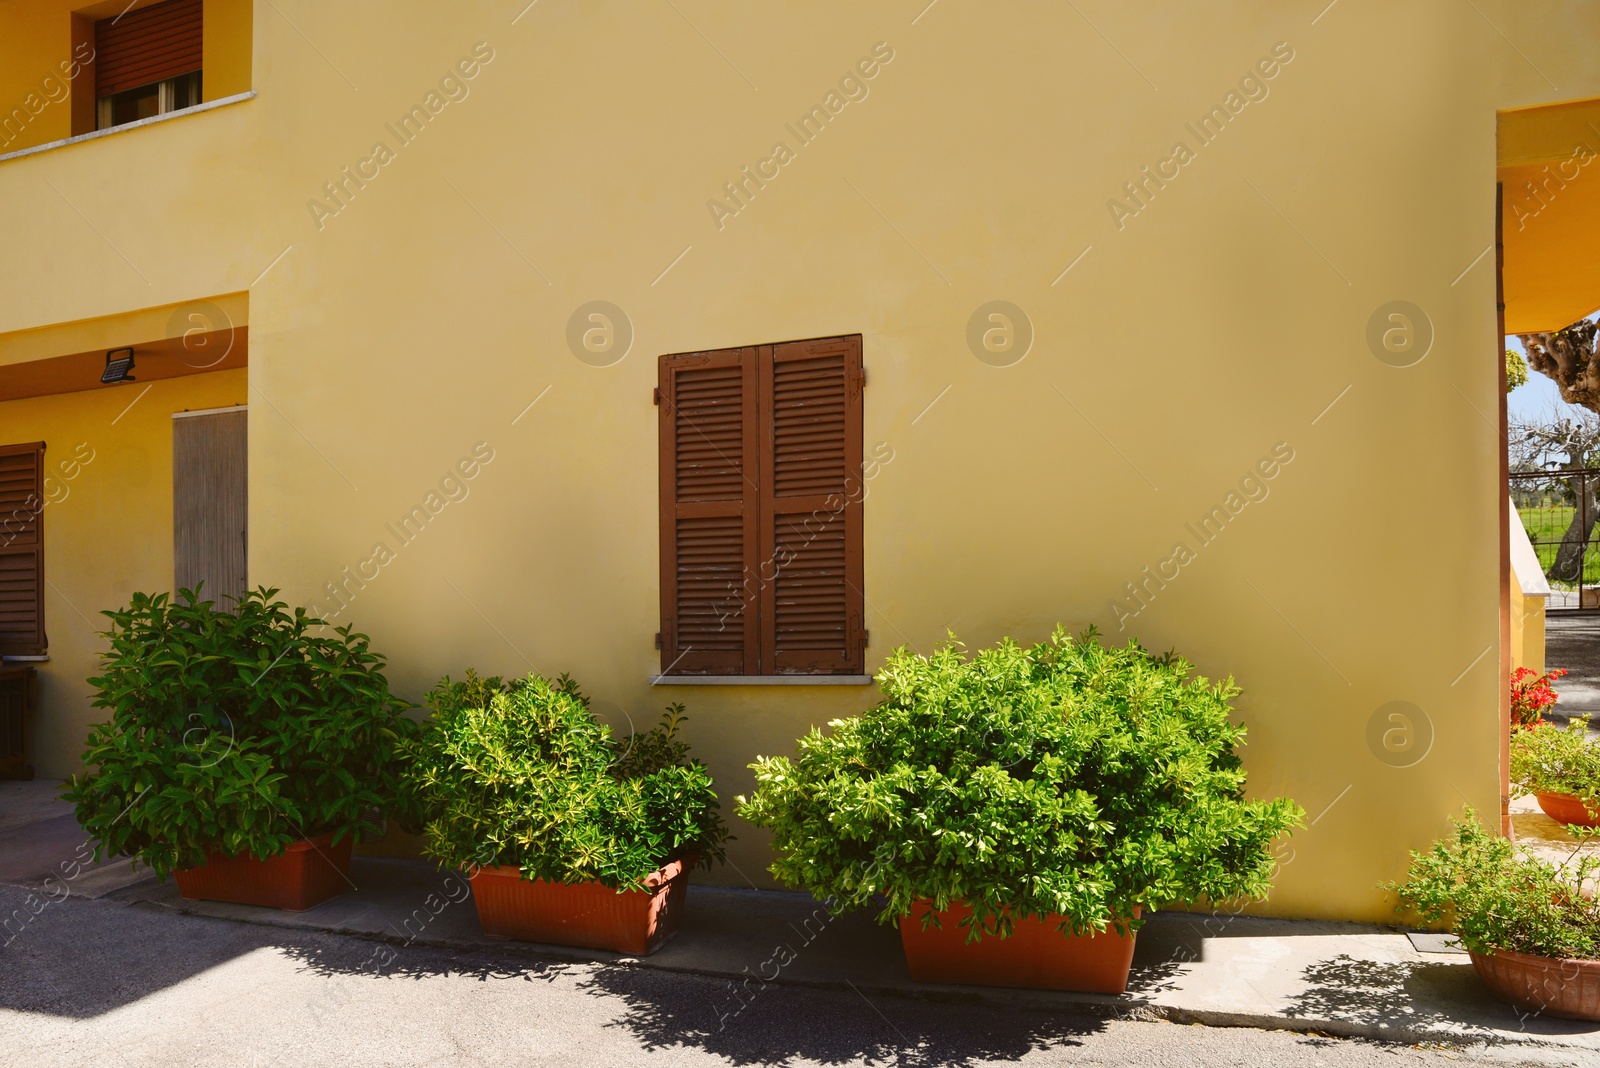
[1510, 667, 1567, 730]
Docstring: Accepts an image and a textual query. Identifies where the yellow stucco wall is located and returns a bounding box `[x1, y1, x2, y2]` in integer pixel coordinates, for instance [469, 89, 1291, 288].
[1510, 587, 1546, 675]
[201, 0, 251, 101]
[0, 0, 251, 154]
[0, 369, 247, 773]
[0, 0, 75, 150]
[4, 1, 1597, 922]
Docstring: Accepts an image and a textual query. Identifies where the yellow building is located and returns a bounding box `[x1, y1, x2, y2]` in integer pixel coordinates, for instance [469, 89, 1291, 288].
[2, 0, 1597, 922]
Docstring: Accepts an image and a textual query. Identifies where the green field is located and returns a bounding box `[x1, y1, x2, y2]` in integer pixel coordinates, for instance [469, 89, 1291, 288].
[1517, 503, 1600, 586]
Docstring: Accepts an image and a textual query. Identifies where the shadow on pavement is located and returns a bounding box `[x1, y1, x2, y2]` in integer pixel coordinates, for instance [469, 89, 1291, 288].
[1, 883, 275, 1019]
[1280, 954, 1600, 1040]
[2, 879, 582, 1020]
[270, 920, 1111, 1066]
[577, 963, 1107, 1068]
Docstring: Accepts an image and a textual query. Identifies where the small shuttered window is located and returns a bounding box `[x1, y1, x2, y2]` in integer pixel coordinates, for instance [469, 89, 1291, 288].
[0, 443, 46, 658]
[95, 0, 204, 98]
[658, 335, 865, 676]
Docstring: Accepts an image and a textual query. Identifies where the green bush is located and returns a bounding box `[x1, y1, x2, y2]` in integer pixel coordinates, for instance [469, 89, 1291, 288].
[63, 588, 417, 879]
[736, 627, 1303, 941]
[407, 671, 728, 890]
[1385, 808, 1600, 960]
[1511, 717, 1600, 805]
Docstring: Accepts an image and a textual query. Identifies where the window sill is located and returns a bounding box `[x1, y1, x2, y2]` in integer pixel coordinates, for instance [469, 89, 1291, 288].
[649, 675, 875, 686]
[0, 91, 256, 165]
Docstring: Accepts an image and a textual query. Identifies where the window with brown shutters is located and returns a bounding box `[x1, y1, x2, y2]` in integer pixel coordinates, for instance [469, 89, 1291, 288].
[0, 443, 46, 658]
[658, 335, 864, 676]
[95, 0, 204, 131]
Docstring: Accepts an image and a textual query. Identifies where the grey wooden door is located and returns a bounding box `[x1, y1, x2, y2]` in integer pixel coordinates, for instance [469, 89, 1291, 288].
[173, 408, 247, 608]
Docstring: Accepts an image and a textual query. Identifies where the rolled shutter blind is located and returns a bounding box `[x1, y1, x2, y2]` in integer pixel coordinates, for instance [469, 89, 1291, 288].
[0, 443, 46, 658]
[659, 349, 760, 675]
[759, 337, 864, 674]
[96, 0, 203, 98]
[173, 410, 248, 609]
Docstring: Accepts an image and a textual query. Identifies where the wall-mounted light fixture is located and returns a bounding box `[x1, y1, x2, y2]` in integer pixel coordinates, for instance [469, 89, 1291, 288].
[102, 347, 136, 384]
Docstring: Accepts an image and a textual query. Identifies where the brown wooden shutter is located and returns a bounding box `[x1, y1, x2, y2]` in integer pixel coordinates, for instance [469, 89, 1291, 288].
[96, 0, 203, 98]
[0, 443, 46, 658]
[759, 336, 865, 674]
[659, 349, 760, 674]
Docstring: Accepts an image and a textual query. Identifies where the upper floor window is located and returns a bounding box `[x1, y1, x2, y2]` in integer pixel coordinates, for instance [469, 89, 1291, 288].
[94, 0, 203, 132]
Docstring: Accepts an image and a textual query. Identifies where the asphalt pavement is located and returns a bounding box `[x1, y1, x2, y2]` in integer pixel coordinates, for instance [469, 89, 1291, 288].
[0, 885, 1582, 1068]
[1543, 614, 1600, 729]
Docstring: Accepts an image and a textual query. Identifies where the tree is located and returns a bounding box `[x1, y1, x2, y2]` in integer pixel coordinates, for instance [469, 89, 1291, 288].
[1518, 318, 1600, 410]
[1507, 348, 1529, 393]
[1510, 402, 1600, 583]
[1515, 317, 1600, 583]
[1509, 403, 1600, 472]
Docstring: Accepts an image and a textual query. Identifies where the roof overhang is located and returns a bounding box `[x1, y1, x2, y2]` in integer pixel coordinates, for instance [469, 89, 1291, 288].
[1500, 98, 1600, 334]
[0, 293, 247, 402]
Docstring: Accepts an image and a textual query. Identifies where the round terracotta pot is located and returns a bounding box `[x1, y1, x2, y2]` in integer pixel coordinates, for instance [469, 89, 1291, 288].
[1469, 948, 1600, 1022]
[1534, 791, 1600, 827]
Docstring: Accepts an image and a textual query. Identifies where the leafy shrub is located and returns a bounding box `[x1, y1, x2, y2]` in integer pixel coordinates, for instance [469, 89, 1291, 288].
[63, 588, 417, 879]
[1511, 666, 1567, 729]
[1511, 716, 1600, 805]
[1386, 808, 1600, 960]
[407, 671, 727, 890]
[736, 627, 1303, 941]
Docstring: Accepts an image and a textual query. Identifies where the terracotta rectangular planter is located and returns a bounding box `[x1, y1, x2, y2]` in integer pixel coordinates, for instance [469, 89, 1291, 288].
[175, 831, 353, 911]
[469, 857, 691, 955]
[899, 900, 1139, 994]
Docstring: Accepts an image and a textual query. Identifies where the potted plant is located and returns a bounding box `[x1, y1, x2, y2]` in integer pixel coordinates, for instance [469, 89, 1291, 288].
[1511, 715, 1600, 827]
[1386, 808, 1600, 1021]
[736, 627, 1303, 994]
[64, 588, 417, 911]
[408, 671, 727, 955]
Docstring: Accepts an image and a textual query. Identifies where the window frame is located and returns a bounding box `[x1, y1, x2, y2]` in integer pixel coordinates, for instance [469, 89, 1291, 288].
[96, 70, 203, 132]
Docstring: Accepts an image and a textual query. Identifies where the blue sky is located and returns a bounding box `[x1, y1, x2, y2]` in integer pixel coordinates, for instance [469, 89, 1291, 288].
[1507, 334, 1567, 424]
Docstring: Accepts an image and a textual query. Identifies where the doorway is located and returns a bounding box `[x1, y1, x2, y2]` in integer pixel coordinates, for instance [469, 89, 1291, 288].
[172, 407, 247, 607]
